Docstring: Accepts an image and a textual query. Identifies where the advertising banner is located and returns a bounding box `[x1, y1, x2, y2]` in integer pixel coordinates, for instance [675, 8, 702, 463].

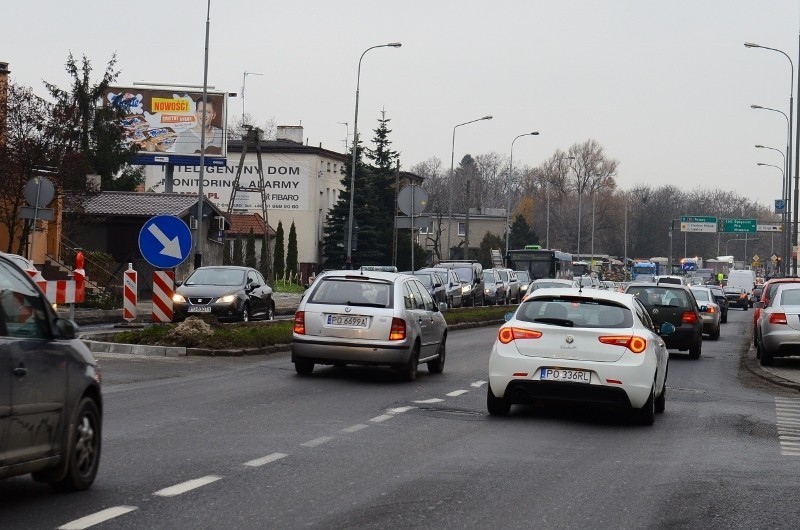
[105, 86, 227, 166]
[145, 160, 309, 211]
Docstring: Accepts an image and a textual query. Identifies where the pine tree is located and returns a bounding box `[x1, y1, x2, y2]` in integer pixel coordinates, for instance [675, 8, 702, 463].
[232, 235, 244, 266]
[364, 110, 400, 265]
[273, 221, 285, 279]
[287, 221, 298, 279]
[245, 228, 257, 268]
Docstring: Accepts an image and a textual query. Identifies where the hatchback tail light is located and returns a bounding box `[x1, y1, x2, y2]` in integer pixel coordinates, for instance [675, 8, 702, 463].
[769, 312, 788, 325]
[293, 311, 305, 334]
[389, 317, 406, 340]
[681, 311, 698, 324]
[706, 306, 716, 313]
[598, 335, 647, 353]
[498, 327, 543, 344]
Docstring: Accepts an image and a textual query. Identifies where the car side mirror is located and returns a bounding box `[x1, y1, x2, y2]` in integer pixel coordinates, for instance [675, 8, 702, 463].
[659, 322, 676, 336]
[438, 302, 448, 312]
[175, 280, 183, 287]
[54, 318, 78, 339]
[699, 305, 708, 313]
[474, 278, 481, 285]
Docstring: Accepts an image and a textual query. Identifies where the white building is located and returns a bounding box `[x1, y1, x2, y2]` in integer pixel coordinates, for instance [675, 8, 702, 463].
[145, 126, 347, 279]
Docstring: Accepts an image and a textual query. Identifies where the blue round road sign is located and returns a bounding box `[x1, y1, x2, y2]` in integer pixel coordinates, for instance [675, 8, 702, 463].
[138, 215, 193, 269]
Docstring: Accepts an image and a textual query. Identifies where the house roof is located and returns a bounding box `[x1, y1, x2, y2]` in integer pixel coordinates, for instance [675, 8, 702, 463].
[227, 138, 347, 161]
[64, 191, 226, 218]
[228, 212, 275, 237]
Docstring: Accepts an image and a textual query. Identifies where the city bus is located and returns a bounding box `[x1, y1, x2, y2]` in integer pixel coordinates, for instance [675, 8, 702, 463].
[506, 247, 573, 280]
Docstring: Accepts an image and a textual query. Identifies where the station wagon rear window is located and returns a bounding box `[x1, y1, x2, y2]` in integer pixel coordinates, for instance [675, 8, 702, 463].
[309, 278, 392, 308]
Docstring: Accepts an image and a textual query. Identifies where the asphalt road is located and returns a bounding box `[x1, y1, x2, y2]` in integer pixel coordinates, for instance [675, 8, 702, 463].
[2, 308, 799, 529]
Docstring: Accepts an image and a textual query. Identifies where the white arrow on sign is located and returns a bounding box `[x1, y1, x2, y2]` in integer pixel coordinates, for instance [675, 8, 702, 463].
[148, 223, 183, 259]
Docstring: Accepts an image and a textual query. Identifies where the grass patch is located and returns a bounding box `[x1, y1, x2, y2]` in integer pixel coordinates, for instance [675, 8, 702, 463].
[109, 304, 514, 349]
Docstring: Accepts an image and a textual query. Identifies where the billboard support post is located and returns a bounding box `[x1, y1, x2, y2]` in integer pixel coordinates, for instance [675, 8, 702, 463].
[195, 0, 212, 270]
[165, 164, 174, 193]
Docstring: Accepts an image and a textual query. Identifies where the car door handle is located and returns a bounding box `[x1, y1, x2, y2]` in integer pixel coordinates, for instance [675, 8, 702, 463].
[13, 366, 28, 377]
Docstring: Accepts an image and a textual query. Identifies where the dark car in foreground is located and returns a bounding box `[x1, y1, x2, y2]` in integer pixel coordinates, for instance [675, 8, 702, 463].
[173, 266, 274, 322]
[402, 270, 448, 307]
[291, 270, 447, 381]
[0, 254, 102, 491]
[625, 282, 704, 359]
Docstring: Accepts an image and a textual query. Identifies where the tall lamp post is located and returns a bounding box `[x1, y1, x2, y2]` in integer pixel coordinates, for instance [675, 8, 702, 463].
[757, 161, 787, 274]
[345, 42, 401, 269]
[746, 41, 794, 273]
[752, 104, 792, 270]
[447, 115, 493, 260]
[505, 131, 539, 261]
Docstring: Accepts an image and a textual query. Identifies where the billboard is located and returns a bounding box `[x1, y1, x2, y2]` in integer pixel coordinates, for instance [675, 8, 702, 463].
[145, 159, 309, 211]
[105, 86, 228, 166]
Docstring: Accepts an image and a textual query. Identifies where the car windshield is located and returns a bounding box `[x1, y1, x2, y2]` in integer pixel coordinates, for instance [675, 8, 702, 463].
[517, 297, 633, 328]
[724, 287, 744, 294]
[309, 278, 392, 307]
[691, 289, 710, 302]
[185, 268, 245, 286]
[627, 286, 691, 308]
[483, 271, 496, 282]
[516, 272, 530, 283]
[452, 267, 472, 282]
[414, 274, 433, 287]
[779, 289, 800, 306]
[497, 270, 509, 281]
[532, 281, 572, 290]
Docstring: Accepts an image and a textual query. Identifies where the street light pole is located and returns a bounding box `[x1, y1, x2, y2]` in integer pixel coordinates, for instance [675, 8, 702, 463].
[505, 131, 539, 262]
[756, 144, 788, 273]
[752, 105, 792, 273]
[757, 161, 787, 273]
[447, 115, 492, 260]
[345, 42, 401, 269]
[746, 41, 794, 273]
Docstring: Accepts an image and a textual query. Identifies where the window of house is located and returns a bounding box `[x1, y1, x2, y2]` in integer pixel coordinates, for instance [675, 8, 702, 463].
[457, 222, 466, 236]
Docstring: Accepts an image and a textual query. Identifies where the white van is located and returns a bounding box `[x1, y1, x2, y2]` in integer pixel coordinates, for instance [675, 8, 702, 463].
[726, 270, 756, 292]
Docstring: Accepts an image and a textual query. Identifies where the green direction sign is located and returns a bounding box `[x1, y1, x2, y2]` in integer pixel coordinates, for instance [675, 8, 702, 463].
[719, 218, 757, 233]
[681, 216, 717, 224]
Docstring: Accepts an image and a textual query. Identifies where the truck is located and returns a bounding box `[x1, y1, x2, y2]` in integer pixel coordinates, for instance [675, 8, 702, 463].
[631, 260, 658, 281]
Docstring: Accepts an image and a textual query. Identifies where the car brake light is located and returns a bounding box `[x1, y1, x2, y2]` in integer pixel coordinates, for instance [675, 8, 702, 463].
[498, 327, 543, 344]
[682, 311, 697, 324]
[769, 312, 788, 325]
[293, 311, 305, 334]
[598, 335, 647, 353]
[389, 317, 406, 340]
[706, 306, 716, 313]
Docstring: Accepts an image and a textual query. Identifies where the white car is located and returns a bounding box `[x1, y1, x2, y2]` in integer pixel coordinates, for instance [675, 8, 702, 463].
[487, 288, 674, 425]
[292, 270, 447, 381]
[0, 251, 43, 281]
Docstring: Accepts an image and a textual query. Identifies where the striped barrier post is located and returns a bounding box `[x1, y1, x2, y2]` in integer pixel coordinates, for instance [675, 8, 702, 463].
[37, 280, 78, 304]
[74, 250, 85, 303]
[123, 264, 137, 322]
[152, 270, 174, 323]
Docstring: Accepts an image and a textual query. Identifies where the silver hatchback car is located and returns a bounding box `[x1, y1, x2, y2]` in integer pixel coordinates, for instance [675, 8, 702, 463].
[292, 270, 448, 381]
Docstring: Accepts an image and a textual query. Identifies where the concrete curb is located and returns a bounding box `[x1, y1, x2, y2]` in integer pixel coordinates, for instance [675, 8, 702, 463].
[742, 343, 800, 392]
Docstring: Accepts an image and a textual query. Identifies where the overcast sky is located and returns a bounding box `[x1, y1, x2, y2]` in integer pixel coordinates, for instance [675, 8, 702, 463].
[4, 1, 799, 209]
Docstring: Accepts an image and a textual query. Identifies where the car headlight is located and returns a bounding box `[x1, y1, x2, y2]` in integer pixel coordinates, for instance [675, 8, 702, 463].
[216, 294, 237, 304]
[172, 293, 186, 303]
[462, 284, 472, 294]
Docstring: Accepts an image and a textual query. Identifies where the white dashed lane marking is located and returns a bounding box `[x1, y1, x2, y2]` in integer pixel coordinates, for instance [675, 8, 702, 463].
[388, 406, 416, 413]
[370, 414, 393, 422]
[776, 397, 800, 456]
[471, 381, 487, 388]
[446, 390, 469, 397]
[341, 423, 370, 433]
[301, 436, 333, 448]
[413, 398, 444, 404]
[244, 452, 288, 467]
[58, 506, 138, 530]
[153, 475, 222, 497]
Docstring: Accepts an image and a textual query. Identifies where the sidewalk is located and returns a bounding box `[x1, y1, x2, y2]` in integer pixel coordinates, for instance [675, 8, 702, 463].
[743, 342, 800, 392]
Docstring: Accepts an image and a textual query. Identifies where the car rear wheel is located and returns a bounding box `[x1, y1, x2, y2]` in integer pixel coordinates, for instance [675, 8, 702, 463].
[633, 385, 655, 426]
[427, 338, 446, 374]
[710, 325, 720, 340]
[294, 359, 314, 375]
[689, 337, 702, 359]
[399, 344, 419, 382]
[487, 384, 511, 416]
[50, 397, 102, 492]
[760, 346, 774, 366]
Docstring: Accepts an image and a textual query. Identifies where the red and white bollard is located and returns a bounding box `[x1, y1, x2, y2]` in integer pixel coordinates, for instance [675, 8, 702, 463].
[152, 270, 174, 323]
[74, 250, 85, 303]
[123, 264, 137, 322]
